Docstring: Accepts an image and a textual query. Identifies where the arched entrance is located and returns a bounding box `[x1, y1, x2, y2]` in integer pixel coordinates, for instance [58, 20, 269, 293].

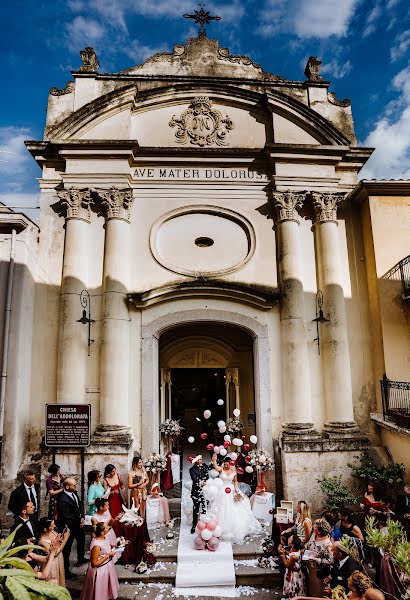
[159, 324, 256, 450]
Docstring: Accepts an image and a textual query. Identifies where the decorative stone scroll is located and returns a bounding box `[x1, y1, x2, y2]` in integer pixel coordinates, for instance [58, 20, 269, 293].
[50, 81, 75, 96]
[311, 192, 346, 223]
[169, 96, 234, 147]
[327, 92, 351, 107]
[79, 47, 99, 72]
[271, 191, 306, 223]
[57, 188, 93, 222]
[95, 187, 134, 223]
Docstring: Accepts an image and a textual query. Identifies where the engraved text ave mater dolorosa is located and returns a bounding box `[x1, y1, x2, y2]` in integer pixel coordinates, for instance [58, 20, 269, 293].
[133, 167, 268, 181]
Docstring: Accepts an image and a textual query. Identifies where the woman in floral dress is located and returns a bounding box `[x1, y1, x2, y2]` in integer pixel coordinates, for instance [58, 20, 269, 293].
[279, 535, 306, 599]
[45, 464, 64, 520]
[305, 517, 333, 596]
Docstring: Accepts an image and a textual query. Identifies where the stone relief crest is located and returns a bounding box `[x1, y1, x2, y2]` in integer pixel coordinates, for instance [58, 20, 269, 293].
[169, 96, 234, 146]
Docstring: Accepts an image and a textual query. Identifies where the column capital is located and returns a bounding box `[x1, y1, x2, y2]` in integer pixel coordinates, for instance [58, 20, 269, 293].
[312, 192, 346, 223]
[57, 187, 93, 223]
[271, 191, 306, 224]
[96, 187, 134, 223]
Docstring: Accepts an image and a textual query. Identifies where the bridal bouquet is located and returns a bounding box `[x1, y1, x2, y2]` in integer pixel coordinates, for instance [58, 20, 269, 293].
[159, 419, 184, 439]
[144, 453, 167, 473]
[226, 417, 243, 434]
[246, 449, 275, 472]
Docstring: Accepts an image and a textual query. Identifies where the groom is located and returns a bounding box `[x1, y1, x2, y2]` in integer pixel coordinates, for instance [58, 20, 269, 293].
[189, 455, 209, 534]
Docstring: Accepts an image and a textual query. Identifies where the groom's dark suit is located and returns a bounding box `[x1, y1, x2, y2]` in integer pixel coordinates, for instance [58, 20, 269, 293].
[57, 490, 86, 573]
[189, 463, 209, 530]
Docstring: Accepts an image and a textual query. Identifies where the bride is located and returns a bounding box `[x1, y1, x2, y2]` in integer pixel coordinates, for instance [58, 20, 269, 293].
[210, 454, 262, 544]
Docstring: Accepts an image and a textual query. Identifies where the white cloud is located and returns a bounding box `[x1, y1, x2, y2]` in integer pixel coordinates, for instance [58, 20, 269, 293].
[65, 16, 105, 52]
[360, 66, 410, 179]
[0, 127, 33, 190]
[256, 0, 359, 39]
[390, 30, 410, 61]
[322, 58, 352, 79]
[122, 40, 168, 63]
[363, 2, 382, 37]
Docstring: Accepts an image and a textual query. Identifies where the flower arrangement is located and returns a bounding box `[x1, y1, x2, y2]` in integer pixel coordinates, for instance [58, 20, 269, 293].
[159, 419, 184, 438]
[226, 417, 243, 434]
[246, 449, 275, 472]
[144, 453, 167, 473]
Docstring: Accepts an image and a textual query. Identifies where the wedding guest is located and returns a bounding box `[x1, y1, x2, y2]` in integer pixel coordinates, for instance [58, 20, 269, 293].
[278, 535, 306, 598]
[128, 457, 149, 518]
[8, 469, 40, 518]
[15, 535, 62, 582]
[91, 498, 119, 548]
[322, 511, 341, 541]
[104, 464, 126, 518]
[148, 483, 170, 525]
[360, 481, 382, 516]
[189, 455, 209, 534]
[365, 589, 385, 600]
[347, 571, 372, 600]
[323, 541, 362, 593]
[394, 484, 410, 534]
[57, 477, 87, 580]
[46, 464, 64, 520]
[87, 470, 105, 516]
[38, 517, 70, 586]
[10, 500, 39, 543]
[338, 508, 364, 541]
[281, 500, 312, 545]
[80, 522, 119, 600]
[305, 517, 333, 596]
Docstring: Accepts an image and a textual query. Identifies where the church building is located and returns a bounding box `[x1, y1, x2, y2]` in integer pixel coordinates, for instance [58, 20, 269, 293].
[0, 20, 409, 507]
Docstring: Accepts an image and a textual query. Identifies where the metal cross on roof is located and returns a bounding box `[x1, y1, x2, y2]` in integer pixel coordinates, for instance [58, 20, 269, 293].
[183, 3, 221, 37]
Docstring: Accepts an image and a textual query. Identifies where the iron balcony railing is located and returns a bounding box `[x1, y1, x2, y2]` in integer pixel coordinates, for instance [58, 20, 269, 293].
[381, 379, 410, 429]
[384, 255, 410, 301]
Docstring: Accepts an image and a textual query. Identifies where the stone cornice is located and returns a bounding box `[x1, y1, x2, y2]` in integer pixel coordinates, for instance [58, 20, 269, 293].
[349, 179, 410, 204]
[312, 191, 347, 223]
[271, 191, 306, 223]
[95, 187, 134, 222]
[0, 212, 39, 233]
[56, 187, 93, 222]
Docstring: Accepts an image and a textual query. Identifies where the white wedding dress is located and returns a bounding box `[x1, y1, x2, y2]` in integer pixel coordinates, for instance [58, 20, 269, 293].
[211, 470, 262, 544]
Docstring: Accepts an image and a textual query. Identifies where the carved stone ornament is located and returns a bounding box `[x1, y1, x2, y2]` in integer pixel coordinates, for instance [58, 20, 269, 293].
[95, 187, 134, 222]
[327, 92, 351, 107]
[79, 47, 99, 72]
[271, 191, 306, 223]
[169, 96, 234, 147]
[304, 56, 323, 81]
[57, 188, 93, 222]
[311, 192, 346, 223]
[50, 81, 75, 96]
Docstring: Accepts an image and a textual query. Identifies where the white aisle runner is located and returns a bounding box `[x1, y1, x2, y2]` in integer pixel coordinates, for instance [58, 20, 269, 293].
[174, 449, 236, 597]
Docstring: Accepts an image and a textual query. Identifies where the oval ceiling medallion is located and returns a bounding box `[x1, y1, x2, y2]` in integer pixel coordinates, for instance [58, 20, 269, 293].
[150, 205, 255, 277]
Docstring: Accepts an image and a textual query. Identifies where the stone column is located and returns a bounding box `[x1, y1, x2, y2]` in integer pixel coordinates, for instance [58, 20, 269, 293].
[272, 192, 314, 433]
[312, 192, 357, 431]
[56, 188, 93, 404]
[96, 188, 134, 437]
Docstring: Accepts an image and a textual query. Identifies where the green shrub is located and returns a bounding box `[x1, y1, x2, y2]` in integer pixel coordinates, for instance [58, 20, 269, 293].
[318, 475, 359, 512]
[348, 453, 405, 491]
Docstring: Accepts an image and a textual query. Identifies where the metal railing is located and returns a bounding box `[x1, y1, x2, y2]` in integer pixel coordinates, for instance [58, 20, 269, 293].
[384, 255, 410, 301]
[381, 379, 410, 429]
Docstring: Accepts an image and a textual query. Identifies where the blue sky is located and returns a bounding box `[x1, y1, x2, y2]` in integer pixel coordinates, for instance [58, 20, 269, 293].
[1, 0, 410, 220]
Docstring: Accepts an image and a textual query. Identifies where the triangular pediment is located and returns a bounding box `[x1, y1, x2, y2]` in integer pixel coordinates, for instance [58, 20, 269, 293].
[120, 35, 287, 82]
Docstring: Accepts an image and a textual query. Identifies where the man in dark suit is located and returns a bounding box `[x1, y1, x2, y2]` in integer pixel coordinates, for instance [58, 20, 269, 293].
[189, 455, 209, 534]
[8, 470, 40, 518]
[323, 542, 362, 594]
[57, 477, 87, 579]
[10, 500, 39, 543]
[395, 484, 410, 535]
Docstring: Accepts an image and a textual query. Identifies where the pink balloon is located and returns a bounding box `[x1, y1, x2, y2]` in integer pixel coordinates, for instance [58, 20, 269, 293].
[207, 536, 220, 552]
[194, 536, 206, 550]
[207, 519, 217, 531]
[197, 521, 206, 531]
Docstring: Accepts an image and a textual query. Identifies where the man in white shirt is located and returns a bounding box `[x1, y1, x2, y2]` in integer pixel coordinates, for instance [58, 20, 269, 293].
[8, 470, 40, 518]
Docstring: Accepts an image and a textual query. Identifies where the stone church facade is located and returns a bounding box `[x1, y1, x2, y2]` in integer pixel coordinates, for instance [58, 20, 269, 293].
[0, 33, 409, 507]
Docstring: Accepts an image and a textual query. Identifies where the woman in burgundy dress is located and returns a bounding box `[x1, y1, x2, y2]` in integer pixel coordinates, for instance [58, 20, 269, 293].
[104, 464, 126, 519]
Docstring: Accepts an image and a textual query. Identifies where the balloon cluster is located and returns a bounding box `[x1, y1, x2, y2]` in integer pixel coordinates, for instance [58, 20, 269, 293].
[194, 513, 223, 552]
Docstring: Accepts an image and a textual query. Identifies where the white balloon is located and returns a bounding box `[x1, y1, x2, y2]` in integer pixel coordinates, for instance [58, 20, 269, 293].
[250, 435, 258, 444]
[236, 439, 243, 447]
[204, 486, 218, 501]
[232, 438, 240, 446]
[214, 525, 223, 538]
[230, 452, 238, 461]
[188, 436, 195, 443]
[209, 469, 219, 479]
[258, 454, 267, 464]
[219, 426, 226, 434]
[220, 448, 227, 456]
[233, 408, 241, 417]
[224, 435, 231, 442]
[217, 420, 226, 428]
[201, 528, 212, 541]
[200, 514, 211, 523]
[203, 410, 211, 419]
[217, 399, 224, 406]
[245, 466, 254, 473]
[214, 446, 220, 454]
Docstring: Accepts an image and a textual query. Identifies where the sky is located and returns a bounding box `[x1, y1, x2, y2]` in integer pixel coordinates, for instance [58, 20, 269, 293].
[1, 0, 410, 221]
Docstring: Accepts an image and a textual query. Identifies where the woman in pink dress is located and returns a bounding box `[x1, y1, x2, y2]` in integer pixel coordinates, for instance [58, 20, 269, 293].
[91, 498, 120, 562]
[80, 522, 119, 600]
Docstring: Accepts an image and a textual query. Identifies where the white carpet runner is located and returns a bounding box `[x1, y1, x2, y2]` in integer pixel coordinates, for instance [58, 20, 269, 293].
[174, 446, 236, 596]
